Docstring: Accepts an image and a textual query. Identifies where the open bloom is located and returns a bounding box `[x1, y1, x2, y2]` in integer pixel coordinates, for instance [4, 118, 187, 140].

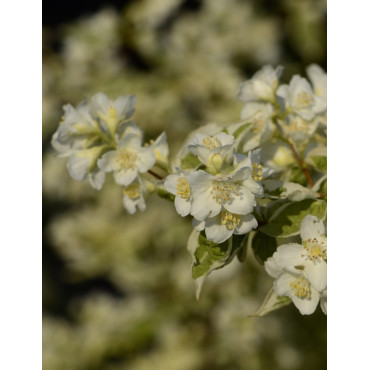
[90, 92, 137, 136]
[271, 215, 327, 292]
[193, 211, 257, 244]
[188, 133, 235, 171]
[274, 271, 321, 315]
[277, 75, 326, 121]
[122, 177, 147, 214]
[51, 100, 98, 156]
[238, 65, 283, 103]
[98, 134, 156, 186]
[188, 166, 255, 221]
[164, 169, 192, 217]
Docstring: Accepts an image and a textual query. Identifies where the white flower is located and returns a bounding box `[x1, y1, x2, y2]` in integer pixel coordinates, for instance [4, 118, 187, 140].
[306, 64, 327, 100]
[238, 65, 283, 103]
[164, 169, 192, 217]
[66, 146, 106, 187]
[278, 114, 320, 145]
[98, 134, 156, 186]
[193, 211, 257, 244]
[320, 288, 327, 315]
[274, 271, 321, 315]
[90, 92, 137, 136]
[268, 215, 327, 292]
[188, 167, 255, 221]
[149, 132, 169, 168]
[277, 75, 326, 121]
[122, 177, 147, 214]
[188, 133, 235, 172]
[51, 100, 98, 156]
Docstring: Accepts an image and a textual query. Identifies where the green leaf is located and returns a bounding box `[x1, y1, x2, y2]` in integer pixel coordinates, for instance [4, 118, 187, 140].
[181, 152, 201, 170]
[233, 122, 252, 138]
[249, 288, 291, 317]
[251, 231, 277, 265]
[156, 188, 175, 202]
[260, 199, 326, 238]
[306, 146, 327, 173]
[187, 231, 247, 300]
[289, 166, 308, 186]
[310, 156, 327, 172]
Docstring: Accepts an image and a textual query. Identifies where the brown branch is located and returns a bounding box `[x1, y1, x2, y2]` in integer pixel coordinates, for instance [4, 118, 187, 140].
[288, 143, 314, 188]
[148, 169, 164, 180]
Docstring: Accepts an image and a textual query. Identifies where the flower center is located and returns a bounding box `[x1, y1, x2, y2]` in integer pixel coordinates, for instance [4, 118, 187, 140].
[220, 210, 240, 230]
[117, 149, 137, 169]
[177, 178, 190, 199]
[123, 183, 141, 199]
[290, 277, 311, 299]
[295, 91, 313, 109]
[252, 163, 263, 181]
[210, 181, 240, 205]
[251, 116, 265, 134]
[202, 136, 220, 149]
[303, 237, 327, 261]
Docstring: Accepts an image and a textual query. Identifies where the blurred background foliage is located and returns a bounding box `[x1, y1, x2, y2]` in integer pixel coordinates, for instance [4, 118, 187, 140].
[43, 0, 327, 369]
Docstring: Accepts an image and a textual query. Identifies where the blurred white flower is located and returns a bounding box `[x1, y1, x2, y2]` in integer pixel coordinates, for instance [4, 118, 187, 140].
[277, 75, 326, 121]
[238, 65, 283, 103]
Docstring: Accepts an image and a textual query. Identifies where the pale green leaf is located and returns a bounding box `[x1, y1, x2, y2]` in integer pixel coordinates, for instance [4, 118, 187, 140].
[249, 288, 291, 317]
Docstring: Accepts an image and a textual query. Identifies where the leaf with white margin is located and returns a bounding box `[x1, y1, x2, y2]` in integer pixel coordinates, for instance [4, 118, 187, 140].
[249, 288, 291, 317]
[260, 199, 326, 238]
[187, 230, 246, 300]
[263, 179, 319, 201]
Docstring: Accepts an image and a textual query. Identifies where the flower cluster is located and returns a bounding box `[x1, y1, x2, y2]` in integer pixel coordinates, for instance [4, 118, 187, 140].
[51, 64, 327, 316]
[164, 133, 271, 243]
[265, 215, 327, 315]
[52, 92, 168, 214]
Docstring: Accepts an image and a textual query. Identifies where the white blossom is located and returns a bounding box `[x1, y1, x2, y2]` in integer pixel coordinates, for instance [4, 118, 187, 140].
[277, 75, 326, 121]
[271, 215, 327, 292]
[164, 169, 192, 217]
[98, 134, 156, 186]
[193, 211, 257, 244]
[122, 177, 147, 214]
[188, 167, 254, 222]
[90, 92, 137, 136]
[188, 133, 235, 172]
[51, 100, 98, 156]
[238, 65, 283, 103]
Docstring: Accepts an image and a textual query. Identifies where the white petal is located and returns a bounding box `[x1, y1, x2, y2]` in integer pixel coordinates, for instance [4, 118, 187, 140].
[205, 217, 233, 244]
[191, 191, 221, 220]
[114, 95, 137, 120]
[175, 196, 191, 217]
[114, 168, 138, 186]
[235, 214, 258, 235]
[164, 173, 181, 195]
[291, 286, 320, 315]
[305, 260, 327, 292]
[224, 187, 255, 215]
[98, 151, 120, 172]
[136, 147, 156, 173]
[192, 218, 205, 231]
[320, 289, 327, 314]
[274, 243, 305, 272]
[88, 169, 106, 190]
[67, 154, 90, 181]
[265, 257, 283, 278]
[300, 215, 326, 241]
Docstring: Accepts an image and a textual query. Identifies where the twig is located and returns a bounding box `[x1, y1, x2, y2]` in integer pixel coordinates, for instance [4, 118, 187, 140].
[288, 143, 314, 188]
